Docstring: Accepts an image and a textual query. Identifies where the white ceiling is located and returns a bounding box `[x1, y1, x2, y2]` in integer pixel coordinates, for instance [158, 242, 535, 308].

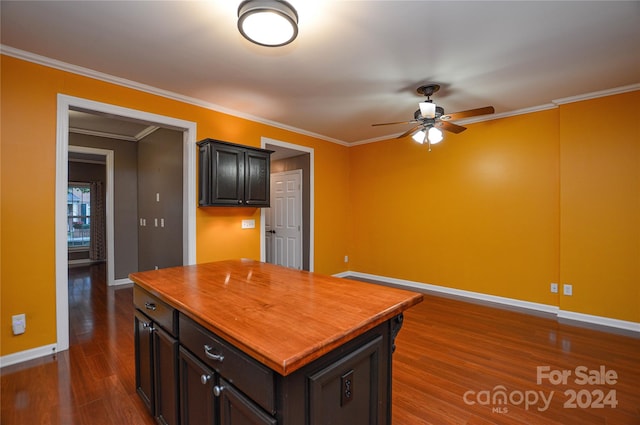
[2, 1, 639, 145]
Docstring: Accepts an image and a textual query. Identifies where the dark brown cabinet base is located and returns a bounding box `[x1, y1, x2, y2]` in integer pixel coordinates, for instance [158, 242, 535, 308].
[135, 300, 397, 425]
[179, 347, 216, 425]
[133, 277, 409, 425]
[173, 312, 396, 425]
[307, 336, 385, 424]
[134, 288, 179, 425]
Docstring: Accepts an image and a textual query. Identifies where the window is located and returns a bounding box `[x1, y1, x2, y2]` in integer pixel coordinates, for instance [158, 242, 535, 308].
[67, 183, 91, 249]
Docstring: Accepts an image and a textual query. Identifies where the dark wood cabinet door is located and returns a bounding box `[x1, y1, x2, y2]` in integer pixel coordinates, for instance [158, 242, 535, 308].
[218, 379, 277, 425]
[197, 139, 272, 207]
[154, 327, 179, 425]
[179, 347, 217, 425]
[244, 150, 271, 207]
[308, 335, 386, 425]
[211, 143, 245, 206]
[134, 310, 155, 414]
[198, 142, 213, 206]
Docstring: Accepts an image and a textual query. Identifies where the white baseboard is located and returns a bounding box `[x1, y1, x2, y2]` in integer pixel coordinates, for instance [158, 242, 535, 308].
[110, 277, 133, 287]
[338, 271, 639, 335]
[558, 310, 640, 334]
[0, 343, 58, 368]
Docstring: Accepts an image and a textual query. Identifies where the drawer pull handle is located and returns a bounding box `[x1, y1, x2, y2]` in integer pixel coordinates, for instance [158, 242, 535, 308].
[204, 345, 224, 362]
[213, 385, 225, 397]
[200, 374, 212, 385]
[144, 302, 157, 311]
[142, 322, 155, 333]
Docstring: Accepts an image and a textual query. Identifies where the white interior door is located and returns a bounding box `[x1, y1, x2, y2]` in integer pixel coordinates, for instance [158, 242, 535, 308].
[267, 170, 302, 269]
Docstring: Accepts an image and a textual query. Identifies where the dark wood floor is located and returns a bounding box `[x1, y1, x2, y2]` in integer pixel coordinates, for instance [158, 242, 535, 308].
[2, 264, 639, 424]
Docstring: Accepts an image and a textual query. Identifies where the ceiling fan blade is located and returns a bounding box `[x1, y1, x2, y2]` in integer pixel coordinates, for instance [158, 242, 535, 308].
[397, 125, 421, 139]
[372, 119, 419, 127]
[440, 106, 495, 121]
[419, 102, 436, 119]
[436, 121, 466, 134]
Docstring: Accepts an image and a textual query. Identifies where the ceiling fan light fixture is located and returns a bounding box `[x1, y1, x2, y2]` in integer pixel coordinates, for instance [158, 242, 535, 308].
[412, 130, 426, 144]
[412, 127, 443, 145]
[237, 0, 299, 47]
[419, 101, 436, 119]
[428, 127, 443, 144]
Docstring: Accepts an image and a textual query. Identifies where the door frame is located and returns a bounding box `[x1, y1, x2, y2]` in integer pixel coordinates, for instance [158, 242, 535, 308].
[260, 137, 314, 272]
[56, 94, 197, 353]
[68, 145, 115, 284]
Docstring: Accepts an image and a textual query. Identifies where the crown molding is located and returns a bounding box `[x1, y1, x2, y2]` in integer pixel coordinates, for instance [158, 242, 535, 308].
[69, 127, 138, 142]
[361, 82, 640, 142]
[2, 45, 637, 147]
[135, 125, 161, 141]
[456, 103, 559, 126]
[0, 45, 347, 146]
[458, 83, 640, 126]
[552, 83, 640, 105]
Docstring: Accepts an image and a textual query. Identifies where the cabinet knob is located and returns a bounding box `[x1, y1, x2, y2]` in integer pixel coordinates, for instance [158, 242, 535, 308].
[213, 385, 225, 397]
[238, 200, 243, 204]
[204, 344, 225, 362]
[142, 322, 155, 333]
[200, 374, 212, 385]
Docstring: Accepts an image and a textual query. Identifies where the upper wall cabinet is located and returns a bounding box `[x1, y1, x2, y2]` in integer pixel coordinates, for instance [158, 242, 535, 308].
[197, 139, 272, 207]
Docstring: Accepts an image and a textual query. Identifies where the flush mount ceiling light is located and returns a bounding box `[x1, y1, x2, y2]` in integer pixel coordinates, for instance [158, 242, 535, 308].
[237, 0, 299, 47]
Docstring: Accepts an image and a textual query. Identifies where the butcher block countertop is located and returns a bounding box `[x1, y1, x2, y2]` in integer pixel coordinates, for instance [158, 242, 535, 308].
[129, 259, 423, 376]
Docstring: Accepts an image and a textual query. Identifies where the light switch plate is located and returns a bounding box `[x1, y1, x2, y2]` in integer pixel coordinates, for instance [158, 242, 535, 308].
[241, 219, 255, 229]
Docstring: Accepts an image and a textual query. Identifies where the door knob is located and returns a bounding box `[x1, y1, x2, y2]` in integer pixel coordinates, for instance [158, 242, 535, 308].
[267, 230, 276, 234]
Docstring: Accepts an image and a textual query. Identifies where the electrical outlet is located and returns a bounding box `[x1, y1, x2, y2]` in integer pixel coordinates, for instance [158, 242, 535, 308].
[550, 283, 558, 293]
[340, 370, 354, 406]
[12, 314, 26, 335]
[344, 255, 349, 263]
[563, 284, 573, 296]
[241, 219, 255, 229]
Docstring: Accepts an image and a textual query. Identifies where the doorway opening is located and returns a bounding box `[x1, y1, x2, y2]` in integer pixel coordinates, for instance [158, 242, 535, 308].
[67, 146, 113, 284]
[262, 137, 314, 272]
[56, 94, 197, 354]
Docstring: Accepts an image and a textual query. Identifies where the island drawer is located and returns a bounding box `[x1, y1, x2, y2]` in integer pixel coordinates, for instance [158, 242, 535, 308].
[179, 314, 276, 414]
[134, 286, 178, 336]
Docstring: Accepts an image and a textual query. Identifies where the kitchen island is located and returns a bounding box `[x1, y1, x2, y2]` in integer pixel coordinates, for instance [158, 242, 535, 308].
[130, 259, 423, 425]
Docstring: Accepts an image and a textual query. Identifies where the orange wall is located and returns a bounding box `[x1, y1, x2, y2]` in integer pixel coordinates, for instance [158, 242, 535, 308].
[0, 56, 350, 356]
[1, 54, 637, 358]
[559, 91, 639, 322]
[349, 110, 560, 305]
[349, 92, 639, 323]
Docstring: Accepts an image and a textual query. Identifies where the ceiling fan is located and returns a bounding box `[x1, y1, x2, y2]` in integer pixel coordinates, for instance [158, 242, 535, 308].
[372, 84, 495, 149]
